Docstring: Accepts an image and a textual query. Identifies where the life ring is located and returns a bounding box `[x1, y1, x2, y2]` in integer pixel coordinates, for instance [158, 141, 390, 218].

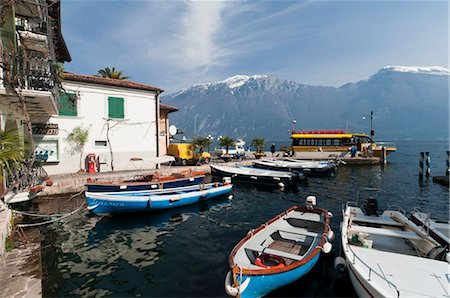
[255, 254, 285, 269]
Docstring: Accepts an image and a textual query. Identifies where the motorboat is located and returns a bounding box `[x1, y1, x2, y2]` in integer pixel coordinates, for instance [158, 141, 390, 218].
[225, 196, 333, 298]
[340, 199, 449, 297]
[252, 158, 336, 177]
[85, 179, 233, 215]
[210, 164, 300, 189]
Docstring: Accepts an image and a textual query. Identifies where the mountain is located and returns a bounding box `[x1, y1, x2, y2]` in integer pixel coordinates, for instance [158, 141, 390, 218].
[163, 66, 449, 141]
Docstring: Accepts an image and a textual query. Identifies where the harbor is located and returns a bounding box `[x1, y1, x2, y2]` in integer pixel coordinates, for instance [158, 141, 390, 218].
[0, 140, 448, 297]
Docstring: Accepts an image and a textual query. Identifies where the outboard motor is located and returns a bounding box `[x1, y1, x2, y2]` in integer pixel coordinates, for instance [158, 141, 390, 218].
[364, 198, 378, 216]
[306, 196, 317, 210]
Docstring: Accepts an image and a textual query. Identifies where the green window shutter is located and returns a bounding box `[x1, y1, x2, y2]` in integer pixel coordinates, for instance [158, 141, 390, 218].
[108, 97, 124, 119]
[59, 92, 77, 116]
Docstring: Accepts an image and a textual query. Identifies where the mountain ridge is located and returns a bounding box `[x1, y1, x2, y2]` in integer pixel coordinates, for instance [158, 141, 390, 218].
[163, 66, 449, 141]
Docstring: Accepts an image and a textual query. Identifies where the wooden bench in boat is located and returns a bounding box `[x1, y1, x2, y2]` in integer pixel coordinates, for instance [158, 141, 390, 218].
[245, 242, 304, 261]
[352, 214, 404, 227]
[349, 225, 423, 241]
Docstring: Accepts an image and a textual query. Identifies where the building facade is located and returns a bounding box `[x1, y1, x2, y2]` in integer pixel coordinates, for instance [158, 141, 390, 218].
[37, 73, 176, 175]
[0, 0, 71, 194]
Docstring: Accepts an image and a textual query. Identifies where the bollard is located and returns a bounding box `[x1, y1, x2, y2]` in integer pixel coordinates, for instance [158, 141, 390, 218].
[425, 152, 430, 177]
[381, 146, 387, 165]
[447, 151, 449, 176]
[419, 152, 424, 180]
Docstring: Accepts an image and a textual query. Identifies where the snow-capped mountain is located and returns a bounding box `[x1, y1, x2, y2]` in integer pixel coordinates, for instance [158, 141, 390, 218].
[163, 66, 449, 140]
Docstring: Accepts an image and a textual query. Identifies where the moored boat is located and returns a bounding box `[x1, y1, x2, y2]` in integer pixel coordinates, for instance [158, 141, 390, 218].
[341, 199, 449, 297]
[252, 159, 336, 177]
[85, 171, 205, 192]
[290, 130, 396, 159]
[225, 197, 333, 298]
[85, 179, 233, 215]
[210, 164, 300, 189]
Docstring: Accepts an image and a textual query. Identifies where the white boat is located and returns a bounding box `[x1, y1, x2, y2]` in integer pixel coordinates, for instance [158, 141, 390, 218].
[253, 159, 336, 177]
[341, 199, 449, 297]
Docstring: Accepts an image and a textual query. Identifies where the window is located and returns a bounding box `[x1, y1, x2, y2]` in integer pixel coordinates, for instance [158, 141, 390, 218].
[108, 97, 124, 119]
[95, 140, 108, 147]
[59, 92, 77, 116]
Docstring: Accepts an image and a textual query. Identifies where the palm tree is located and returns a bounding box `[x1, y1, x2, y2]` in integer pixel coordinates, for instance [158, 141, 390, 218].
[191, 136, 212, 153]
[96, 67, 130, 80]
[251, 138, 265, 153]
[0, 129, 26, 177]
[219, 136, 235, 155]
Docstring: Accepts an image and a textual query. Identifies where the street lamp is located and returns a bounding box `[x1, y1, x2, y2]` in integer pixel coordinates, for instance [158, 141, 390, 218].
[292, 119, 297, 132]
[362, 111, 374, 142]
[207, 134, 213, 152]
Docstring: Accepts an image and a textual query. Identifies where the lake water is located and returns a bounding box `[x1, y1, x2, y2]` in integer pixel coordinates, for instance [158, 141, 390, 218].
[39, 140, 449, 297]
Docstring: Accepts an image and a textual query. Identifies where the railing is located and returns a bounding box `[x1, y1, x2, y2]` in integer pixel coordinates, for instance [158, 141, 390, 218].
[344, 238, 400, 297]
[5, 159, 47, 194]
[374, 142, 397, 149]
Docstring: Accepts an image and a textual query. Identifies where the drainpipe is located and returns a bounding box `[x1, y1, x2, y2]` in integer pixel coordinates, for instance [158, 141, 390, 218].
[155, 90, 161, 162]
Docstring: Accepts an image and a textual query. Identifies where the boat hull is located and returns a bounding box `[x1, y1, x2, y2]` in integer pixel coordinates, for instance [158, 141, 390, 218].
[210, 166, 298, 188]
[233, 253, 320, 298]
[252, 162, 334, 177]
[86, 184, 232, 215]
[85, 176, 204, 192]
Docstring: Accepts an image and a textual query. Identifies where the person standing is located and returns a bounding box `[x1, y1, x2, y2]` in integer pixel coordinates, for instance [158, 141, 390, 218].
[270, 143, 276, 157]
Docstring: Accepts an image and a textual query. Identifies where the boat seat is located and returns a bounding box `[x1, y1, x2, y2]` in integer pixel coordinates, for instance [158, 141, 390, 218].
[244, 242, 304, 261]
[352, 214, 404, 227]
[350, 225, 423, 241]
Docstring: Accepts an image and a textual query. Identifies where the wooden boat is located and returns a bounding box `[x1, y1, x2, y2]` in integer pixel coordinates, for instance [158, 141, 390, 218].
[85, 171, 205, 192]
[340, 199, 449, 297]
[252, 159, 336, 177]
[210, 164, 300, 189]
[85, 180, 233, 215]
[225, 197, 333, 298]
[411, 210, 450, 251]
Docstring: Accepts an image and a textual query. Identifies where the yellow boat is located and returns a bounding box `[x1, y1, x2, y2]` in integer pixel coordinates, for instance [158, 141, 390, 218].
[290, 130, 396, 158]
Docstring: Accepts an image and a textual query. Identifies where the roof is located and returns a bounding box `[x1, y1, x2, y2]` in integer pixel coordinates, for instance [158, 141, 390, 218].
[160, 103, 178, 113]
[62, 72, 163, 92]
[47, 0, 72, 62]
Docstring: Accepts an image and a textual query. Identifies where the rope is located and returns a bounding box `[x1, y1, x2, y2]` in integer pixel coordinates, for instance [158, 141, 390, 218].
[11, 190, 84, 217]
[16, 201, 86, 228]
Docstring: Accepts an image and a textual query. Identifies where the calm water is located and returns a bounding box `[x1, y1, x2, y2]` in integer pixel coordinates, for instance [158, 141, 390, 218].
[39, 140, 449, 297]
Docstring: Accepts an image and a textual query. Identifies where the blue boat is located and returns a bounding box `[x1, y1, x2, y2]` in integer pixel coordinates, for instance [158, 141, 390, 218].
[85, 181, 233, 215]
[224, 197, 333, 298]
[85, 172, 205, 192]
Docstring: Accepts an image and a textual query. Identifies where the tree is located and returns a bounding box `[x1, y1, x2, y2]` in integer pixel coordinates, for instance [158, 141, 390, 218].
[66, 126, 89, 171]
[251, 138, 265, 153]
[0, 130, 26, 177]
[96, 67, 130, 80]
[191, 136, 212, 153]
[219, 136, 235, 155]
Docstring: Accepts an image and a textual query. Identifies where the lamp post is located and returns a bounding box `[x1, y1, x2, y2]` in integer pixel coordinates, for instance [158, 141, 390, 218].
[292, 119, 297, 132]
[363, 111, 374, 143]
[207, 134, 213, 152]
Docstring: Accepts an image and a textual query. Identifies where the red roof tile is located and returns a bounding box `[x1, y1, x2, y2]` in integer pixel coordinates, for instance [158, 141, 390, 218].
[63, 72, 163, 92]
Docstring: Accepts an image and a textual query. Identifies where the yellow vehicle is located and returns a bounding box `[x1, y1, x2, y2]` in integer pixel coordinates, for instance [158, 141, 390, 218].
[168, 143, 211, 166]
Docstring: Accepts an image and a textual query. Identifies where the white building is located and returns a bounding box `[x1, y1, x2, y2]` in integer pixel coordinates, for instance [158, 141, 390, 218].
[36, 73, 177, 175]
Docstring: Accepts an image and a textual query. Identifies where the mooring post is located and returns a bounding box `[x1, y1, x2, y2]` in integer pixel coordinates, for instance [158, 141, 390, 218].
[381, 146, 387, 165]
[425, 152, 430, 177]
[446, 151, 449, 176]
[419, 152, 424, 180]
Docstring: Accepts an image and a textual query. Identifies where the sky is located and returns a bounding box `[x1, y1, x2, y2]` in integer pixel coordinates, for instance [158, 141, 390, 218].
[61, 0, 448, 94]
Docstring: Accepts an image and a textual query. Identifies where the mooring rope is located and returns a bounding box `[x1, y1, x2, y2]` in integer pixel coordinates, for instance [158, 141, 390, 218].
[16, 201, 86, 228]
[11, 190, 84, 218]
